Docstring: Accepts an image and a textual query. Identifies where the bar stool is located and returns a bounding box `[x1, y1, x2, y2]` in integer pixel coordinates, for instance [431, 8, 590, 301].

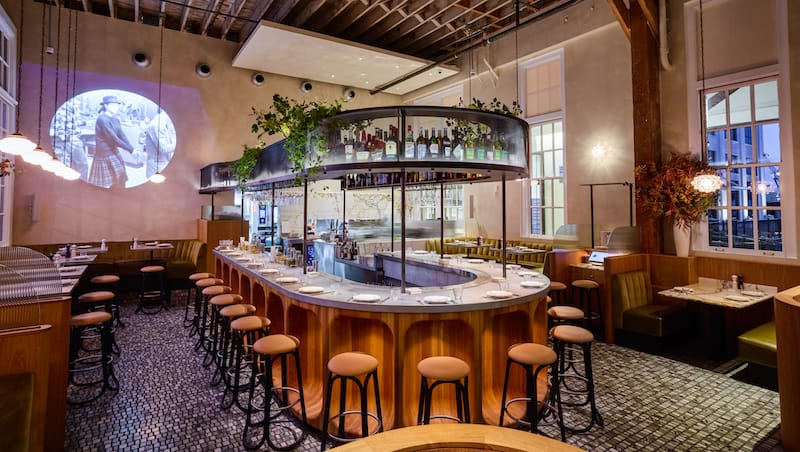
[202, 287, 234, 368]
[186, 272, 214, 330]
[67, 311, 118, 405]
[416, 355, 470, 425]
[548, 281, 568, 306]
[551, 324, 603, 435]
[571, 279, 602, 338]
[243, 334, 307, 451]
[90, 274, 123, 327]
[216, 303, 257, 388]
[77, 290, 120, 356]
[137, 265, 168, 314]
[222, 315, 271, 411]
[193, 277, 225, 352]
[547, 304, 585, 333]
[321, 352, 383, 450]
[499, 343, 559, 437]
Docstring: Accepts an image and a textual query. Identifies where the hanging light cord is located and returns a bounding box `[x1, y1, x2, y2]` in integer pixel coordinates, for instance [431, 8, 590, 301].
[514, 0, 520, 111]
[156, 10, 165, 173]
[12, 0, 26, 134]
[53, 2, 62, 159]
[698, 0, 706, 156]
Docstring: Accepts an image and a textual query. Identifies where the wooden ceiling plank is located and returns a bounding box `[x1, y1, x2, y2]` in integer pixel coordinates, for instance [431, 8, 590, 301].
[200, 0, 223, 36]
[311, 0, 357, 30]
[373, 0, 437, 45]
[180, 0, 193, 31]
[220, 0, 248, 38]
[290, 0, 327, 27]
[636, 0, 658, 38]
[329, 0, 386, 35]
[270, 0, 301, 22]
[350, 0, 406, 39]
[238, 0, 276, 42]
[399, 0, 502, 54]
[607, 0, 631, 41]
[401, 0, 490, 55]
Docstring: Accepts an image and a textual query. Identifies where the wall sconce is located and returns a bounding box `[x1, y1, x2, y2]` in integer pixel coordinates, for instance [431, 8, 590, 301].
[691, 174, 723, 193]
[591, 144, 606, 158]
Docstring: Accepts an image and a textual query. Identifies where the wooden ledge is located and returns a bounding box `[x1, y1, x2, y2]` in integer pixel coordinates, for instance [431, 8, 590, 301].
[333, 423, 584, 452]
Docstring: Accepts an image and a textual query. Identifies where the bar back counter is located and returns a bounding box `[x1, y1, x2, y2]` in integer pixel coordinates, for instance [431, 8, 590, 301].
[214, 249, 550, 431]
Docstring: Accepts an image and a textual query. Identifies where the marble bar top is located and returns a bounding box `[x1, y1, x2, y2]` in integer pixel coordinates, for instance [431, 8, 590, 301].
[215, 248, 550, 314]
[658, 276, 777, 309]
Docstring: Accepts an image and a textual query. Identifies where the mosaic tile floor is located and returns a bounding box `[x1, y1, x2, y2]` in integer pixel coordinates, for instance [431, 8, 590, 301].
[65, 292, 783, 451]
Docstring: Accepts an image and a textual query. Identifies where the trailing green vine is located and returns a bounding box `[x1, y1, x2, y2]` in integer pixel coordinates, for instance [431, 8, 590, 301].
[446, 97, 522, 145]
[241, 94, 344, 185]
[231, 145, 260, 188]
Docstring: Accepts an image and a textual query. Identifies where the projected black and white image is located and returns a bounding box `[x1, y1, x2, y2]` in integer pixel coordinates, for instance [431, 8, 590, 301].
[49, 89, 177, 188]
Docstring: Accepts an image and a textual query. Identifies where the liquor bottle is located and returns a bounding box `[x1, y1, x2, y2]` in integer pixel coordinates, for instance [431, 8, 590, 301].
[372, 127, 385, 160]
[498, 132, 509, 161]
[356, 130, 370, 161]
[429, 127, 440, 159]
[385, 126, 398, 159]
[416, 127, 428, 160]
[475, 133, 486, 160]
[465, 133, 475, 160]
[344, 130, 354, 161]
[494, 132, 505, 161]
[442, 128, 452, 159]
[452, 130, 463, 160]
[404, 125, 415, 159]
[486, 133, 495, 161]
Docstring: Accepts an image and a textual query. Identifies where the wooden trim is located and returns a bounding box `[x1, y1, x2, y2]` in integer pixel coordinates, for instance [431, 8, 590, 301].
[636, 0, 658, 38]
[774, 287, 800, 451]
[606, 0, 630, 40]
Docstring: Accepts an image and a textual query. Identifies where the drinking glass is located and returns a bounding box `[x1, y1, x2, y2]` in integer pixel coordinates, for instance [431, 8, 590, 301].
[390, 287, 401, 301]
[452, 285, 464, 302]
[496, 277, 508, 291]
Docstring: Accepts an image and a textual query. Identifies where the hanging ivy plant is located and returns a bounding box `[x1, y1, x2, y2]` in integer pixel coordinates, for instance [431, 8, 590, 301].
[241, 94, 344, 185]
[231, 145, 260, 188]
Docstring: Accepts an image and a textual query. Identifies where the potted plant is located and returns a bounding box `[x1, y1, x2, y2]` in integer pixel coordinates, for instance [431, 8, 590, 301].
[635, 152, 719, 256]
[235, 94, 344, 187]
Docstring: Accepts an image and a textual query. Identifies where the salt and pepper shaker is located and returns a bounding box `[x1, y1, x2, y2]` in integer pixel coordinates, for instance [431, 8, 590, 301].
[101, 239, 107, 250]
[731, 275, 739, 294]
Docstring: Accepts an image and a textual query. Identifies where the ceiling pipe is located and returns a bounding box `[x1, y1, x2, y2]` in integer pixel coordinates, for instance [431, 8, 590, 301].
[660, 0, 673, 71]
[370, 0, 583, 95]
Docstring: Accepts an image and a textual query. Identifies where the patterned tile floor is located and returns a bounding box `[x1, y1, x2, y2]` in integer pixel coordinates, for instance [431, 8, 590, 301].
[65, 293, 783, 451]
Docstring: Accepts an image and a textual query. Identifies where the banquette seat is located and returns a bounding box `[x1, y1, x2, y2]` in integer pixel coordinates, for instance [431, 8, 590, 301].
[611, 271, 686, 338]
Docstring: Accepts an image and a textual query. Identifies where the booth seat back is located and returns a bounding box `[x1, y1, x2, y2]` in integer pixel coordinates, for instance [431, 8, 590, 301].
[611, 271, 653, 329]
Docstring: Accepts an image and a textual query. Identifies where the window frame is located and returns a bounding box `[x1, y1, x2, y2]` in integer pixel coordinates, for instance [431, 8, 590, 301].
[0, 4, 16, 247]
[518, 49, 566, 239]
[684, 0, 794, 258]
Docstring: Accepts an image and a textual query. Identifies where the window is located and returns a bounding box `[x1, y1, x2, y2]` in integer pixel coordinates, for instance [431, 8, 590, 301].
[0, 5, 15, 247]
[704, 79, 783, 253]
[520, 50, 565, 237]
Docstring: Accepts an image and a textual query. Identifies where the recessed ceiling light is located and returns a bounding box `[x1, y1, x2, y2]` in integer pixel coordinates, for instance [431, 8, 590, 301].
[330, 74, 335, 78]
[365, 81, 369, 84]
[394, 65, 400, 69]
[360, 73, 366, 77]
[358, 57, 364, 61]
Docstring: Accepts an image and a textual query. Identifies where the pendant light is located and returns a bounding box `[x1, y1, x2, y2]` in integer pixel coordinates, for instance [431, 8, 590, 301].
[22, 0, 52, 167]
[149, 9, 166, 184]
[0, 0, 36, 156]
[60, 0, 80, 181]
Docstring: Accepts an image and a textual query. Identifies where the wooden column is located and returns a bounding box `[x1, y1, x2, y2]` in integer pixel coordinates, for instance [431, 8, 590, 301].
[609, 0, 663, 254]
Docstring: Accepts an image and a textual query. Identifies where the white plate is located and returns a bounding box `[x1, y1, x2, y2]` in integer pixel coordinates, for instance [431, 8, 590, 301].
[77, 245, 92, 249]
[156, 243, 172, 248]
[276, 277, 299, 284]
[466, 258, 484, 264]
[486, 290, 514, 299]
[423, 295, 451, 304]
[414, 250, 429, 254]
[520, 281, 546, 288]
[298, 286, 325, 294]
[69, 255, 92, 261]
[144, 242, 158, 246]
[258, 268, 279, 274]
[353, 294, 381, 302]
[227, 252, 242, 257]
[62, 278, 79, 286]
[518, 271, 539, 277]
[741, 290, 766, 297]
[234, 257, 250, 262]
[246, 262, 263, 269]
[506, 264, 520, 270]
[725, 295, 750, 302]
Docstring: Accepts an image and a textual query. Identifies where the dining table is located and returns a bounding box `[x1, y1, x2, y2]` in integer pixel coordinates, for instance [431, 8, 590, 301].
[489, 246, 547, 265]
[130, 242, 174, 262]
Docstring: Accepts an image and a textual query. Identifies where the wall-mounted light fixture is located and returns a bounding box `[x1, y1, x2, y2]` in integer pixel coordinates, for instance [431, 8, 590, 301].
[591, 144, 606, 158]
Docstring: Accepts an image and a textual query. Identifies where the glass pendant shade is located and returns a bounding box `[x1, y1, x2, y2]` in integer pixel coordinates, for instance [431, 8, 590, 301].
[691, 174, 723, 193]
[41, 157, 63, 173]
[149, 172, 166, 183]
[22, 146, 51, 165]
[61, 167, 80, 180]
[0, 133, 36, 155]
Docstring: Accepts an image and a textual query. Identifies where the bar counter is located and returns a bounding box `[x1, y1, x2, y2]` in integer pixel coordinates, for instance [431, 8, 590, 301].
[213, 248, 550, 431]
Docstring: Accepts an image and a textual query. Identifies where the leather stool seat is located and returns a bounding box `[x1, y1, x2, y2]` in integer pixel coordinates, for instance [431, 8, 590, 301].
[499, 342, 558, 433]
[196, 277, 224, 288]
[231, 315, 271, 332]
[71, 311, 112, 327]
[328, 351, 379, 376]
[508, 343, 557, 366]
[548, 306, 585, 321]
[417, 356, 470, 381]
[552, 325, 594, 343]
[549, 281, 567, 291]
[253, 334, 299, 356]
[220, 304, 256, 318]
[572, 279, 599, 290]
[189, 272, 215, 281]
[202, 285, 232, 298]
[210, 293, 242, 307]
[141, 265, 165, 273]
[90, 275, 120, 285]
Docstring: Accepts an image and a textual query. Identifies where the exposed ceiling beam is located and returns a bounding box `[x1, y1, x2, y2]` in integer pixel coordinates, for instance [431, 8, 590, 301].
[108, 0, 115, 18]
[328, 0, 386, 35]
[349, 0, 406, 40]
[200, 0, 223, 36]
[180, 0, 193, 32]
[372, 0, 436, 43]
[220, 0, 248, 39]
[270, 0, 301, 22]
[402, 0, 505, 56]
[607, 0, 631, 40]
[636, 0, 658, 38]
[401, 0, 483, 55]
[238, 0, 276, 43]
[290, 0, 327, 27]
[310, 0, 357, 30]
